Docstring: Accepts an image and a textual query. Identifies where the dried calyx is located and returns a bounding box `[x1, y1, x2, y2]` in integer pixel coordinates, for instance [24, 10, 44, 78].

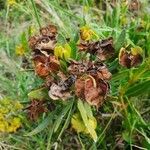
[29, 25, 57, 53]
[75, 75, 110, 107]
[78, 37, 115, 61]
[119, 47, 143, 68]
[29, 25, 59, 77]
[29, 24, 113, 108]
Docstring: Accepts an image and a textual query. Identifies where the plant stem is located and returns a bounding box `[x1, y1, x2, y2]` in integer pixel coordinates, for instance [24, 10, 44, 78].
[30, 0, 41, 28]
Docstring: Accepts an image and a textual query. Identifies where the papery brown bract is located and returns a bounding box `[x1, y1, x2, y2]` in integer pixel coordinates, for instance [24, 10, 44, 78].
[89, 37, 115, 61]
[75, 75, 109, 107]
[78, 42, 89, 51]
[33, 55, 60, 77]
[28, 100, 48, 121]
[128, 0, 140, 12]
[29, 25, 57, 53]
[75, 77, 85, 99]
[48, 55, 60, 72]
[35, 62, 50, 77]
[78, 37, 115, 61]
[29, 36, 39, 50]
[119, 48, 143, 68]
[40, 25, 57, 38]
[48, 83, 71, 100]
[68, 60, 87, 76]
[48, 75, 76, 100]
[87, 62, 112, 80]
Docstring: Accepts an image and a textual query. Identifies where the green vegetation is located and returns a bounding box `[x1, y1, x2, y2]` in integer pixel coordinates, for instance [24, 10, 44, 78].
[0, 0, 150, 149]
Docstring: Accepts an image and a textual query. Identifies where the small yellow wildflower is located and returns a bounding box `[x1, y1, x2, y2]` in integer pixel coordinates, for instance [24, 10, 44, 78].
[8, 117, 21, 132]
[0, 98, 23, 133]
[14, 101, 23, 110]
[0, 108, 9, 114]
[80, 26, 97, 41]
[54, 43, 71, 60]
[15, 44, 25, 56]
[7, 0, 16, 6]
[0, 120, 8, 132]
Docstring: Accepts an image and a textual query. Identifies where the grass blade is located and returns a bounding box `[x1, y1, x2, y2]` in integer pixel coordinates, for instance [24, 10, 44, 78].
[25, 111, 55, 136]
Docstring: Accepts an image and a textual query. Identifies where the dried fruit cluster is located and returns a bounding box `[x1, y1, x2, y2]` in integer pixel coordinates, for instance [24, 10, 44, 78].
[29, 25, 115, 107]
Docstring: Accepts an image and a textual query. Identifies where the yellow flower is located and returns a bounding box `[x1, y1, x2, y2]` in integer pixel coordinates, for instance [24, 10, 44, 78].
[14, 101, 23, 110]
[0, 98, 23, 133]
[54, 43, 71, 60]
[80, 26, 97, 41]
[0, 113, 4, 120]
[8, 117, 21, 132]
[0, 108, 9, 114]
[7, 0, 16, 6]
[15, 44, 25, 56]
[0, 120, 8, 132]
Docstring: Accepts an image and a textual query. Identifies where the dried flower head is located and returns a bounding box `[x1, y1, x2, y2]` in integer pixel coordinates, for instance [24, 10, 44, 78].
[78, 37, 115, 61]
[28, 100, 48, 121]
[33, 55, 60, 77]
[119, 47, 143, 68]
[29, 24, 112, 109]
[29, 24, 57, 53]
[75, 75, 109, 107]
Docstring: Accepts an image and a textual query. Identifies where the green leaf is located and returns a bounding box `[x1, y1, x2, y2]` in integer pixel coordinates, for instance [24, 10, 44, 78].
[25, 112, 55, 136]
[77, 100, 97, 142]
[112, 70, 129, 82]
[21, 32, 28, 52]
[54, 102, 72, 133]
[84, 102, 93, 118]
[69, 41, 77, 59]
[122, 131, 130, 143]
[115, 29, 126, 51]
[28, 87, 49, 100]
[57, 100, 74, 140]
[126, 80, 150, 97]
